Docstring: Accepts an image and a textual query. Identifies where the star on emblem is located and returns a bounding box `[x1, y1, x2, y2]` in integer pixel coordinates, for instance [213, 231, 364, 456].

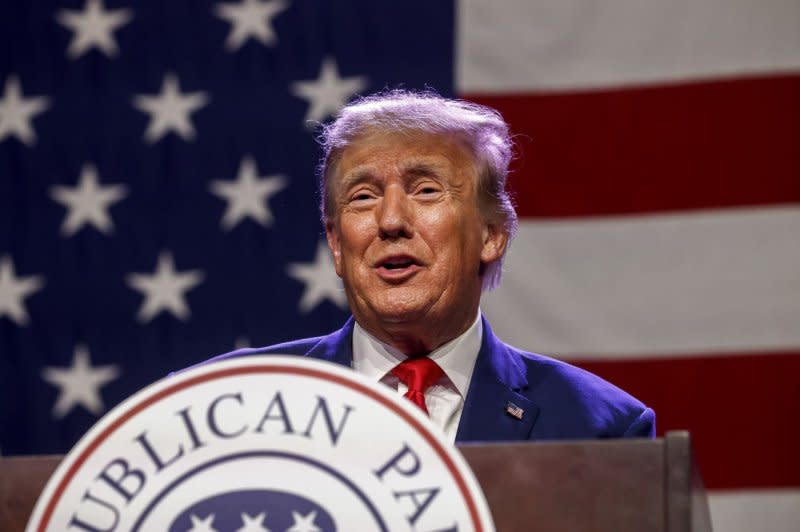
[286, 510, 321, 532]
[0, 75, 50, 146]
[132, 73, 210, 143]
[287, 241, 347, 313]
[187, 513, 218, 532]
[126, 251, 204, 323]
[0, 255, 44, 326]
[41, 344, 121, 419]
[50, 163, 128, 236]
[236, 512, 270, 532]
[210, 155, 287, 230]
[290, 57, 368, 126]
[213, 0, 289, 51]
[55, 0, 134, 59]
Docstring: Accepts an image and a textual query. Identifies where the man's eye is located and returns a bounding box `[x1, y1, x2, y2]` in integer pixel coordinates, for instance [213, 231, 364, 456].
[416, 185, 441, 195]
[350, 191, 375, 202]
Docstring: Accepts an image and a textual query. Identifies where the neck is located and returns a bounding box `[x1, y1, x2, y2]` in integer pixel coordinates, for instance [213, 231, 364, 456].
[360, 310, 478, 357]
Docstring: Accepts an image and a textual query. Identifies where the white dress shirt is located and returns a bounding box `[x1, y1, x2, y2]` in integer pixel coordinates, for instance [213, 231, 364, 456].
[351, 312, 483, 443]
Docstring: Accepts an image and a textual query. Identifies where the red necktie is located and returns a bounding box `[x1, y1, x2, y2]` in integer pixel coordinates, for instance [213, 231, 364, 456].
[391, 357, 444, 415]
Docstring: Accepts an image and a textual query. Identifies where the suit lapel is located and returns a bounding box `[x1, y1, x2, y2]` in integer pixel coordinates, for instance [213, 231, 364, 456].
[304, 317, 355, 368]
[455, 317, 540, 442]
[302, 316, 539, 442]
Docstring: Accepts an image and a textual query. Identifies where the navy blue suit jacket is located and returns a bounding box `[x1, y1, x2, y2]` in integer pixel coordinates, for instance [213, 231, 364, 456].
[207, 316, 655, 443]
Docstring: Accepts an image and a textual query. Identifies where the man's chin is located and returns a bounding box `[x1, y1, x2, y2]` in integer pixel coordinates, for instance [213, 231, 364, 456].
[362, 299, 434, 327]
[373, 306, 428, 324]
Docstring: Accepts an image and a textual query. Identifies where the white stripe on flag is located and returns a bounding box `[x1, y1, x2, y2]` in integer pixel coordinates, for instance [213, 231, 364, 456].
[708, 489, 800, 532]
[481, 206, 800, 358]
[457, 0, 800, 92]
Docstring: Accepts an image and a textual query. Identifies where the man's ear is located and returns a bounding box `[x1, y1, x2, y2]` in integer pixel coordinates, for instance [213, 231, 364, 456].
[325, 220, 343, 277]
[480, 222, 508, 265]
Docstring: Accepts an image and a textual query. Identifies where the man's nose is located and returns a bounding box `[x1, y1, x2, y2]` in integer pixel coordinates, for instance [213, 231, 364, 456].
[377, 185, 413, 239]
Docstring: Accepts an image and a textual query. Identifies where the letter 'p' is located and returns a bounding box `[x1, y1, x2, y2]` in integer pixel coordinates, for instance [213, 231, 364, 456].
[373, 443, 421, 481]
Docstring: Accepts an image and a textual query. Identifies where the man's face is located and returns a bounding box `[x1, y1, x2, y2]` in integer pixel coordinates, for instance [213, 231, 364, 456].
[325, 131, 507, 352]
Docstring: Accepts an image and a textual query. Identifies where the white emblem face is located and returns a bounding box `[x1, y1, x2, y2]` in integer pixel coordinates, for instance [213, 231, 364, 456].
[27, 356, 495, 531]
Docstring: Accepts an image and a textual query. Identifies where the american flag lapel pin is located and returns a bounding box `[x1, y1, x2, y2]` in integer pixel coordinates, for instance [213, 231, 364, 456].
[505, 401, 524, 420]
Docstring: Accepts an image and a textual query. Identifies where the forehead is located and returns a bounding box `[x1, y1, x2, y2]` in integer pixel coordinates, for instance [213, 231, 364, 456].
[334, 131, 477, 182]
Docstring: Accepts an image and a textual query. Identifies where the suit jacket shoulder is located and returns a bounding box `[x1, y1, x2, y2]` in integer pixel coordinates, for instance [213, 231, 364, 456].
[455, 317, 655, 442]
[513, 345, 655, 439]
[199, 318, 355, 368]
[209, 336, 327, 358]
[192, 316, 654, 442]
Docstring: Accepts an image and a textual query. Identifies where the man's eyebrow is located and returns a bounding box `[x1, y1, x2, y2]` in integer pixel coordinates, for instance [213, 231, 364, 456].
[401, 160, 447, 177]
[339, 168, 378, 191]
[338, 157, 450, 190]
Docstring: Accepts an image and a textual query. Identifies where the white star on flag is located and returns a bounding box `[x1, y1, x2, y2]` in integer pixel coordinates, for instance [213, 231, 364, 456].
[236, 512, 270, 532]
[210, 155, 287, 230]
[0, 75, 50, 146]
[287, 241, 348, 313]
[132, 73, 210, 143]
[213, 0, 289, 51]
[55, 0, 134, 59]
[126, 251, 205, 323]
[41, 344, 120, 419]
[50, 163, 128, 236]
[290, 57, 368, 125]
[187, 514, 218, 532]
[0, 255, 44, 327]
[286, 510, 321, 532]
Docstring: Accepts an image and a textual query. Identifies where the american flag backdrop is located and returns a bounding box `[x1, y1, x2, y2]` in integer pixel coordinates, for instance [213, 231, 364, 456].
[1, 1, 798, 531]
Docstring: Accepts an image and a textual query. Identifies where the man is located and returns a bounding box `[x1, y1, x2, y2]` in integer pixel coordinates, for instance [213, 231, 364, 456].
[208, 90, 655, 443]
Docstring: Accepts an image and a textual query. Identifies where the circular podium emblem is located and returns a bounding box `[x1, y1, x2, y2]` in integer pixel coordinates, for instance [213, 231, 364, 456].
[27, 356, 495, 531]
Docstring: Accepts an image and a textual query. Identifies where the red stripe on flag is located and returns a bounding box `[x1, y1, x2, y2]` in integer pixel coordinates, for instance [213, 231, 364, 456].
[572, 352, 800, 490]
[464, 74, 800, 217]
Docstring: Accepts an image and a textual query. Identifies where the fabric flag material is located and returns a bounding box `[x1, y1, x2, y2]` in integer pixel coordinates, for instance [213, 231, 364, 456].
[1, 2, 798, 531]
[0, 0, 453, 451]
[461, 1, 800, 531]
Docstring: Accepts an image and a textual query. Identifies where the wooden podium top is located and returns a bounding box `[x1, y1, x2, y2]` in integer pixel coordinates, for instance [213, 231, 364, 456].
[459, 432, 710, 532]
[0, 432, 710, 532]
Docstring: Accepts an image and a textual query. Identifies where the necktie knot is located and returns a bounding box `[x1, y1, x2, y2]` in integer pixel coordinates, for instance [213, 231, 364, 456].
[391, 356, 444, 415]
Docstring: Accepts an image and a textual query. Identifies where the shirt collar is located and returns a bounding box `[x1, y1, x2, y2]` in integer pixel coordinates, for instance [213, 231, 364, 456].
[351, 311, 483, 398]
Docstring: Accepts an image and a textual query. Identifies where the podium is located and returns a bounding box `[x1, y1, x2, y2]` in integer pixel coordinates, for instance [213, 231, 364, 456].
[0, 431, 711, 531]
[458, 431, 711, 531]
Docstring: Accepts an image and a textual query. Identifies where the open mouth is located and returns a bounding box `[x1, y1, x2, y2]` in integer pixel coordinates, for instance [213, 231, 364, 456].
[381, 258, 415, 270]
[376, 255, 421, 275]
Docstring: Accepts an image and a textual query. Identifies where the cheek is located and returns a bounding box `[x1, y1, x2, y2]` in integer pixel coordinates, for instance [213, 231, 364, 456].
[338, 219, 374, 265]
[425, 207, 481, 247]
